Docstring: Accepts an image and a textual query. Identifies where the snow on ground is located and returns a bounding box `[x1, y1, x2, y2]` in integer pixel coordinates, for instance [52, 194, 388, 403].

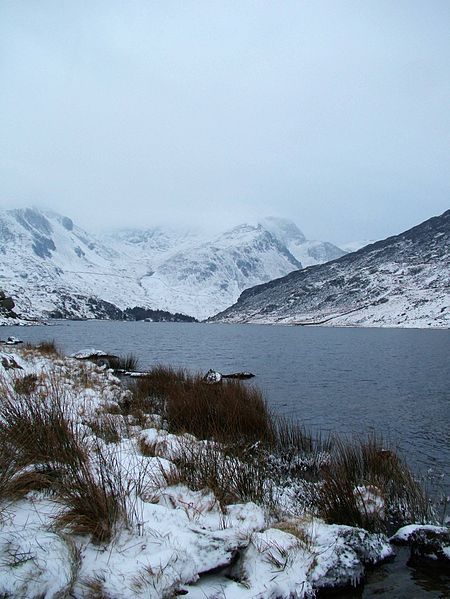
[0, 315, 31, 327]
[0, 349, 422, 598]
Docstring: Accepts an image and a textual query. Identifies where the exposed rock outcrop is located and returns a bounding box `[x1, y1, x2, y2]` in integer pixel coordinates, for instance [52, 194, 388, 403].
[0, 289, 18, 319]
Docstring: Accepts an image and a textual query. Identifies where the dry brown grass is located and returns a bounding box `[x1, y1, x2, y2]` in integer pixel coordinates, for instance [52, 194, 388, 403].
[272, 519, 312, 549]
[85, 413, 125, 444]
[12, 373, 38, 396]
[108, 353, 139, 372]
[0, 435, 20, 514]
[55, 447, 130, 544]
[82, 574, 113, 598]
[314, 435, 430, 532]
[137, 436, 157, 457]
[167, 442, 271, 507]
[23, 339, 62, 357]
[126, 365, 275, 447]
[0, 388, 87, 471]
[0, 375, 133, 543]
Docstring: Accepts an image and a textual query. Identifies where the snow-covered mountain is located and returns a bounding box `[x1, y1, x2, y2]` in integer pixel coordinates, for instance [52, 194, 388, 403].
[210, 210, 450, 328]
[134, 224, 302, 320]
[104, 226, 204, 270]
[259, 217, 345, 267]
[0, 207, 344, 320]
[0, 208, 148, 319]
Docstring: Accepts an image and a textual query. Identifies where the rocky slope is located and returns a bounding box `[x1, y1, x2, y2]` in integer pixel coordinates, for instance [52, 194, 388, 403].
[0, 208, 145, 320]
[259, 216, 346, 267]
[210, 210, 450, 328]
[0, 207, 344, 320]
[103, 219, 344, 320]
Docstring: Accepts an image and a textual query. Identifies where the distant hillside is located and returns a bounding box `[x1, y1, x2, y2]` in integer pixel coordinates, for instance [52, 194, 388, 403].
[0, 207, 345, 320]
[210, 210, 450, 328]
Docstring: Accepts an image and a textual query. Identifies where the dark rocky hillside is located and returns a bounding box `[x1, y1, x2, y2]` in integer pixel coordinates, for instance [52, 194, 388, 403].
[210, 210, 450, 328]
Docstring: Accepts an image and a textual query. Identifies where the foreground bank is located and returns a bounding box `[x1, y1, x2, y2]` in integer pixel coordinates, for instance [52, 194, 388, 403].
[0, 345, 447, 598]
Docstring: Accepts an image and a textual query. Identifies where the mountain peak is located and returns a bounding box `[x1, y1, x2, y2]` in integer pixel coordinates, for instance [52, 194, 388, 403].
[259, 216, 306, 245]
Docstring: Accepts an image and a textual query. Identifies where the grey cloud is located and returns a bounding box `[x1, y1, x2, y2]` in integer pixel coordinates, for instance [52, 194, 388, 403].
[0, 0, 448, 244]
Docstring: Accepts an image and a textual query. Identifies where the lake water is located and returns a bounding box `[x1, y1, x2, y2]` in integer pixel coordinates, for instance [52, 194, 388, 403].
[4, 321, 449, 481]
[1, 320, 449, 597]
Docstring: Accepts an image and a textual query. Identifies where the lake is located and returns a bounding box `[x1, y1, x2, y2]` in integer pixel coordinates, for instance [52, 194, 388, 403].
[3, 321, 448, 483]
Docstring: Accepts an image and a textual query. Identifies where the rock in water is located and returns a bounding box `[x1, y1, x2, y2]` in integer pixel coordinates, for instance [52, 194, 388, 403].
[391, 524, 450, 564]
[222, 372, 255, 379]
[71, 348, 119, 369]
[204, 369, 222, 384]
[5, 336, 23, 345]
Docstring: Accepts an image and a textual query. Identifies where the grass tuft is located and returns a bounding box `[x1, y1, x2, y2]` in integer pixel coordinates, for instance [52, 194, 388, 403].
[126, 365, 275, 447]
[85, 414, 125, 444]
[314, 435, 431, 532]
[0, 387, 87, 471]
[12, 373, 38, 396]
[55, 455, 128, 543]
[23, 339, 62, 357]
[109, 353, 139, 372]
[169, 442, 271, 507]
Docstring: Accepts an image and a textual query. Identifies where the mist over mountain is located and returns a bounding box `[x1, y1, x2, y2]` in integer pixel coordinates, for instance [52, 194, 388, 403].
[0, 207, 344, 321]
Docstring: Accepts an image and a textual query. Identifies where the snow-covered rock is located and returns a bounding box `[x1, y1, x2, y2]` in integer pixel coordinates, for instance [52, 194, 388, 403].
[391, 524, 450, 562]
[0, 351, 23, 369]
[4, 336, 23, 345]
[71, 348, 109, 359]
[203, 369, 222, 384]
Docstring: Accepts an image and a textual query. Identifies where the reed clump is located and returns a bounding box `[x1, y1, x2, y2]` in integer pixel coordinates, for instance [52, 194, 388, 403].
[0, 374, 131, 543]
[54, 444, 131, 543]
[168, 442, 271, 507]
[109, 353, 139, 372]
[23, 339, 62, 357]
[313, 435, 431, 532]
[126, 365, 275, 447]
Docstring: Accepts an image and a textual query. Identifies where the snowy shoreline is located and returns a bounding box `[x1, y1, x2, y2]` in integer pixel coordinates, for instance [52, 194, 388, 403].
[0, 347, 447, 597]
[1, 315, 449, 330]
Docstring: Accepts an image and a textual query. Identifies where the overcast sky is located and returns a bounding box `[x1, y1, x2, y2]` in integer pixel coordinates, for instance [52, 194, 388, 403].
[0, 1, 449, 244]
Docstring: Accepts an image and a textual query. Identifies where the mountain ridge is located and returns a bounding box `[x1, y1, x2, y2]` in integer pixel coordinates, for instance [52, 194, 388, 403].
[210, 210, 450, 328]
[0, 206, 344, 321]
